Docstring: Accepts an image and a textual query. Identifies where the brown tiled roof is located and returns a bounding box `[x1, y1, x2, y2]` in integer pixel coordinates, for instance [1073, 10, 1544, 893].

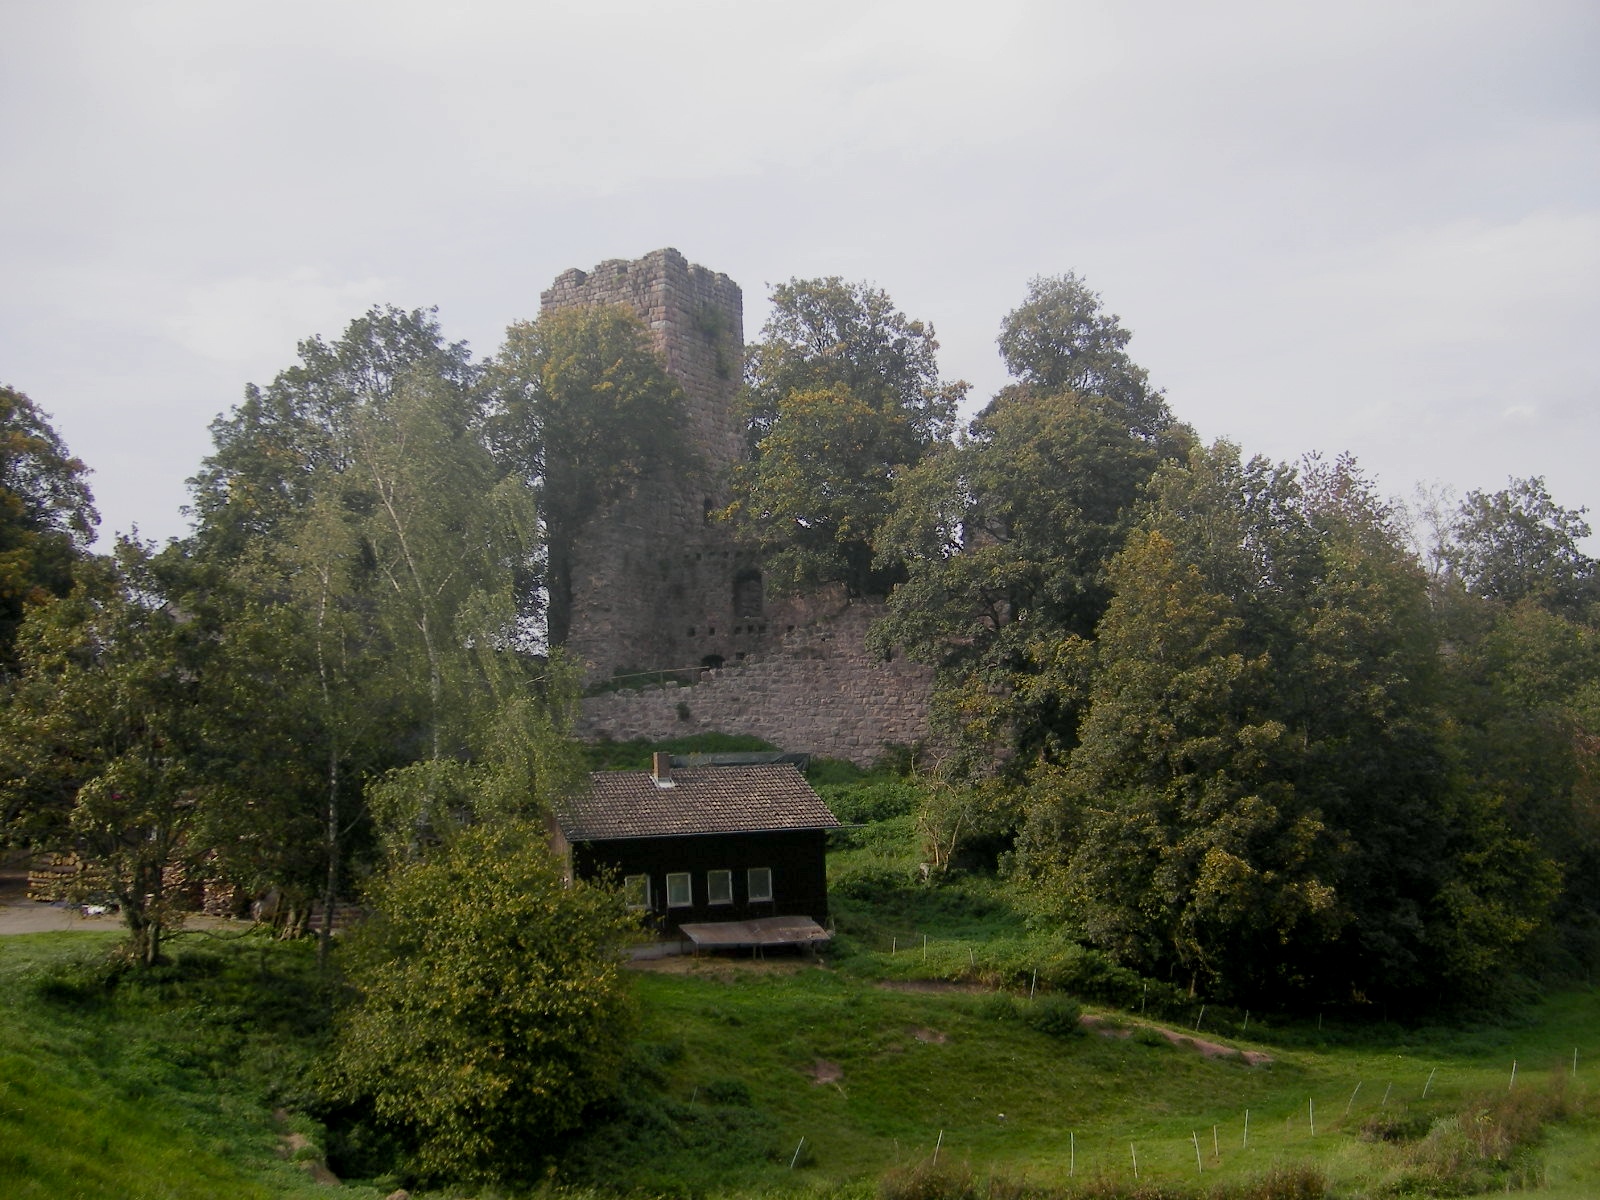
[558, 763, 840, 841]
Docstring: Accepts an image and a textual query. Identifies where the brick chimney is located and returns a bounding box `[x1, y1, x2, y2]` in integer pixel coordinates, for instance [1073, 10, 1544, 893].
[651, 752, 674, 787]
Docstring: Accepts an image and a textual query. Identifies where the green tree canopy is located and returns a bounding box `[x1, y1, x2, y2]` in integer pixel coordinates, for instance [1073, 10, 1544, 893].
[0, 385, 98, 672]
[1019, 443, 1560, 1006]
[873, 388, 1191, 764]
[1444, 476, 1596, 611]
[870, 274, 1189, 766]
[488, 304, 691, 645]
[727, 279, 965, 596]
[743, 276, 964, 446]
[328, 819, 635, 1183]
[184, 306, 551, 950]
[996, 273, 1169, 438]
[188, 305, 478, 560]
[0, 542, 220, 965]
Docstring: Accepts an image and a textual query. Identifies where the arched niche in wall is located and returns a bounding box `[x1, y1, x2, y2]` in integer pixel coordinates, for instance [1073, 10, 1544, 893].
[733, 569, 764, 619]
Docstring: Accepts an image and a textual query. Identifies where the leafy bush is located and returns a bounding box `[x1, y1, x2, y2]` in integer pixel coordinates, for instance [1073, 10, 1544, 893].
[701, 1077, 753, 1106]
[821, 776, 925, 825]
[984, 931, 1183, 1012]
[879, 1158, 984, 1200]
[972, 991, 1021, 1022]
[326, 820, 637, 1183]
[1390, 1082, 1570, 1194]
[1022, 994, 1083, 1038]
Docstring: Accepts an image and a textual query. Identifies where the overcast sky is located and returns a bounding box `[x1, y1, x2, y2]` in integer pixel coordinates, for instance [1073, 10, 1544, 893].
[3, 1, 1596, 550]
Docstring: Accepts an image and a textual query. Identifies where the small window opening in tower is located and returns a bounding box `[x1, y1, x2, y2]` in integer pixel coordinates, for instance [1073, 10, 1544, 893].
[733, 569, 764, 619]
[701, 654, 724, 670]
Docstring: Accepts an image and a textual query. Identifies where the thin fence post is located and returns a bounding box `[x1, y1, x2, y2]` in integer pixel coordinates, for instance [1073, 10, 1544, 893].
[1212, 1124, 1219, 1161]
[1423, 1067, 1437, 1098]
[1243, 1010, 1250, 1034]
[933, 1130, 943, 1167]
[790, 1137, 806, 1169]
[1030, 969, 1037, 999]
[1195, 1004, 1206, 1032]
[1309, 1098, 1316, 1135]
[1130, 1143, 1138, 1179]
[1345, 1081, 1362, 1117]
[923, 934, 928, 961]
[1509, 1060, 1517, 1091]
[1382, 1083, 1392, 1107]
[1242, 1109, 1249, 1151]
[1192, 1130, 1203, 1172]
[1070, 1131, 1075, 1176]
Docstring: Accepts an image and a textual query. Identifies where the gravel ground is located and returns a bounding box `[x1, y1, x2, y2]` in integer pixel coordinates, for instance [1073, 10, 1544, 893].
[0, 869, 236, 936]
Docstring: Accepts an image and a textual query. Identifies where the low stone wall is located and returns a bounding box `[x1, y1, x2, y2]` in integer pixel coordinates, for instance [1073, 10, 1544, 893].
[576, 599, 933, 766]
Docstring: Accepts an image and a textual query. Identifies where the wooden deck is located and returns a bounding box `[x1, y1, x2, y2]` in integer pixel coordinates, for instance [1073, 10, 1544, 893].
[678, 915, 831, 951]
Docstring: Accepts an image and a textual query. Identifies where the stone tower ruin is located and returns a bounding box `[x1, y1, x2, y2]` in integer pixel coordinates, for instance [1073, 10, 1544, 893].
[540, 247, 764, 681]
[543, 248, 933, 766]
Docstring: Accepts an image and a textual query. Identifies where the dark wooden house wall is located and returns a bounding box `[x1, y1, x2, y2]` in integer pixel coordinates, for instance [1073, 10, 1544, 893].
[571, 829, 829, 933]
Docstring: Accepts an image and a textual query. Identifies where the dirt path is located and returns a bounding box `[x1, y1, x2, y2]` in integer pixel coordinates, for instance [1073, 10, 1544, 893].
[0, 868, 236, 936]
[872, 976, 1272, 1065]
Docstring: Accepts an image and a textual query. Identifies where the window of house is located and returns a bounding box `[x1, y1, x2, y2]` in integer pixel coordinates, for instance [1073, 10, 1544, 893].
[707, 869, 733, 905]
[747, 866, 773, 903]
[622, 874, 651, 910]
[666, 872, 693, 907]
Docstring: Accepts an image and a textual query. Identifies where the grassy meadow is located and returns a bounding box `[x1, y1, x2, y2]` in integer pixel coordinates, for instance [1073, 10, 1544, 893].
[1, 757, 1597, 1198]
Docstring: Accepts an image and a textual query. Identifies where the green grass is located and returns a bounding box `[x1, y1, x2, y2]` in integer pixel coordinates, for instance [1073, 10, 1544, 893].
[582, 732, 781, 771]
[569, 961, 1600, 1197]
[0, 930, 389, 1200]
[4, 815, 1598, 1199]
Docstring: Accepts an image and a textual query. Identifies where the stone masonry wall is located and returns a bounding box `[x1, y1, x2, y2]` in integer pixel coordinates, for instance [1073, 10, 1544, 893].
[575, 594, 933, 767]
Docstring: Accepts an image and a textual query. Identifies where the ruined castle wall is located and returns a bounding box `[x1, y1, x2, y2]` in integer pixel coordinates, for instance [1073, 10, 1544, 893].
[541, 249, 757, 680]
[575, 596, 934, 766]
[543, 249, 934, 760]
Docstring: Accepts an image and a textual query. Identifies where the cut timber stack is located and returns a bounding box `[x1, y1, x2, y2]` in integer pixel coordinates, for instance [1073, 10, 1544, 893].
[26, 852, 86, 901]
[307, 900, 364, 935]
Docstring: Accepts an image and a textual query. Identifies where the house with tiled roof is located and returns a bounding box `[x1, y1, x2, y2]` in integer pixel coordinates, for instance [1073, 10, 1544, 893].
[551, 755, 840, 945]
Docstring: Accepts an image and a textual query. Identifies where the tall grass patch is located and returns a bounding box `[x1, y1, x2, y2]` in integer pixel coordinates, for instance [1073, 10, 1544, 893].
[0, 931, 378, 1199]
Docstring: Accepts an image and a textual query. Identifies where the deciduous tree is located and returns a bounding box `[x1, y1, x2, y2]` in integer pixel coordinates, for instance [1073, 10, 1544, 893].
[329, 819, 634, 1183]
[0, 542, 214, 965]
[728, 279, 964, 595]
[1022, 444, 1561, 1005]
[188, 306, 478, 561]
[996, 273, 1169, 438]
[870, 274, 1188, 766]
[1443, 476, 1596, 611]
[0, 385, 98, 672]
[488, 305, 690, 645]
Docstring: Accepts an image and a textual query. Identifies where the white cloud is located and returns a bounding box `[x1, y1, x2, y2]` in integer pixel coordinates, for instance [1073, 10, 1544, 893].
[2, 0, 1596, 548]
[1307, 211, 1600, 348]
[164, 268, 398, 369]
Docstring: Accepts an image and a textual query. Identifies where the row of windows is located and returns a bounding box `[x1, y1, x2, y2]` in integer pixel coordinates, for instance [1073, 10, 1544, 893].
[623, 867, 772, 910]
